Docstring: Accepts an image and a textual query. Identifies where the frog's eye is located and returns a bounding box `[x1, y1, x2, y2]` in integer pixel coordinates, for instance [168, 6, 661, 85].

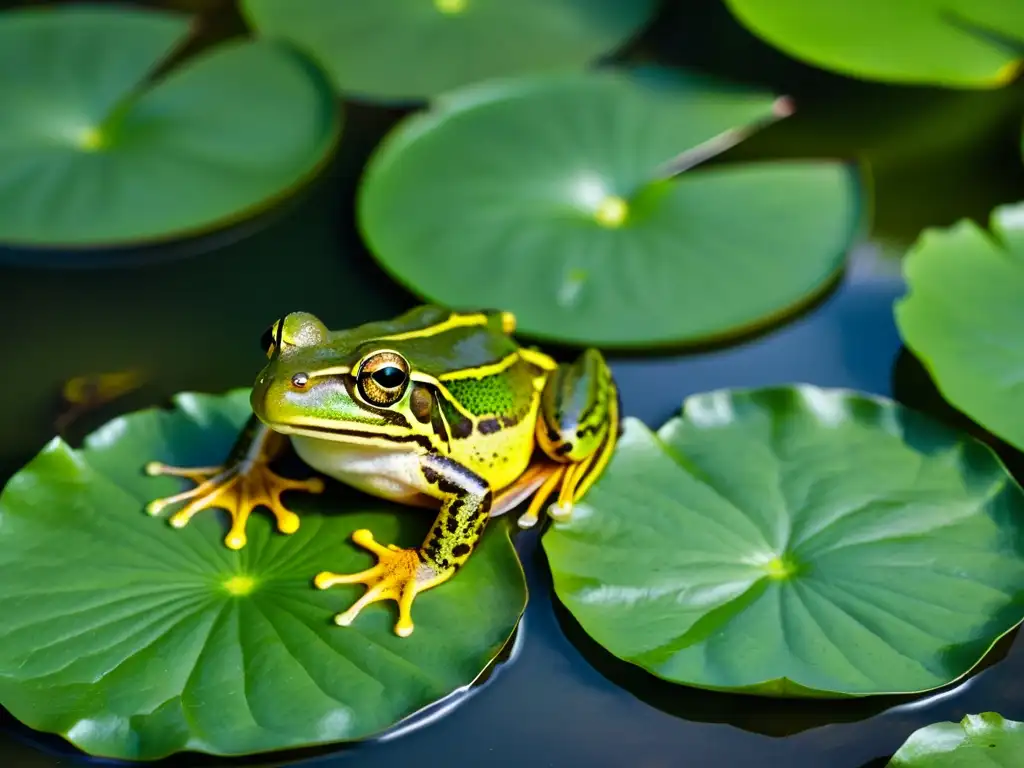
[261, 320, 282, 358]
[357, 351, 410, 407]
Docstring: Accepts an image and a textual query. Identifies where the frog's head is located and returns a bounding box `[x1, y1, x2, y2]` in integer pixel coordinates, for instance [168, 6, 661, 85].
[251, 311, 422, 444]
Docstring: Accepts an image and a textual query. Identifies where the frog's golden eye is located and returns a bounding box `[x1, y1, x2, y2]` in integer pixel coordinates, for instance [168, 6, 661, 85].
[357, 351, 410, 407]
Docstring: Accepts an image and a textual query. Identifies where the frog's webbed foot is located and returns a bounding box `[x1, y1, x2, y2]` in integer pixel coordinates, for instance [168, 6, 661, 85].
[144, 459, 324, 550]
[314, 529, 452, 638]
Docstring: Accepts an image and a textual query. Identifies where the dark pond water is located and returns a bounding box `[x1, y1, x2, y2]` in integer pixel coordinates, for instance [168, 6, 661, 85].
[3, 0, 1024, 766]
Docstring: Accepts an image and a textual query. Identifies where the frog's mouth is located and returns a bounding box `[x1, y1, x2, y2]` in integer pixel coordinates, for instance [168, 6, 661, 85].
[260, 418, 434, 451]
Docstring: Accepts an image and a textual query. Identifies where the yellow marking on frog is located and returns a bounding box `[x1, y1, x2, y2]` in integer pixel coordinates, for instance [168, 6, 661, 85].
[438, 351, 520, 381]
[223, 575, 257, 596]
[308, 365, 352, 379]
[763, 555, 798, 580]
[594, 195, 628, 228]
[434, 0, 467, 14]
[374, 312, 488, 343]
[518, 346, 558, 371]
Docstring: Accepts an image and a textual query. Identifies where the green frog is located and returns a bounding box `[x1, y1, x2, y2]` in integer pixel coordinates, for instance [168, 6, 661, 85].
[143, 305, 620, 637]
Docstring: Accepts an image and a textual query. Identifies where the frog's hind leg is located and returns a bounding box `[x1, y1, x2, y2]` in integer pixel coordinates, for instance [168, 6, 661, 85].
[517, 348, 620, 529]
[145, 414, 324, 549]
[490, 462, 558, 518]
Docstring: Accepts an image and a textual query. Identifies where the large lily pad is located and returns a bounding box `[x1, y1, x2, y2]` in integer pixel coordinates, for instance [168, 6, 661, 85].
[240, 0, 658, 102]
[0, 389, 526, 760]
[888, 713, 1024, 766]
[0, 4, 340, 248]
[358, 68, 862, 348]
[724, 0, 1024, 89]
[894, 201, 1024, 453]
[542, 385, 1024, 696]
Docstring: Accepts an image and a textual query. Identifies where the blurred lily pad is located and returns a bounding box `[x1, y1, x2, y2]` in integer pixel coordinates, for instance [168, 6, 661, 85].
[358, 69, 862, 348]
[240, 0, 658, 102]
[888, 712, 1024, 766]
[0, 389, 526, 760]
[0, 4, 339, 248]
[725, 0, 1024, 88]
[895, 201, 1024, 452]
[543, 385, 1024, 696]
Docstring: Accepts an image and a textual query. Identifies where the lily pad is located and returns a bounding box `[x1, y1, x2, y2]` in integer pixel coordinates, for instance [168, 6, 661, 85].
[894, 201, 1024, 453]
[0, 4, 340, 248]
[888, 712, 1024, 766]
[542, 385, 1024, 696]
[0, 389, 526, 760]
[724, 0, 1024, 88]
[240, 0, 658, 102]
[358, 68, 862, 348]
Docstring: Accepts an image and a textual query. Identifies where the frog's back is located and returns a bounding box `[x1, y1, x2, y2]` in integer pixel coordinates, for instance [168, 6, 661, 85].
[333, 305, 521, 380]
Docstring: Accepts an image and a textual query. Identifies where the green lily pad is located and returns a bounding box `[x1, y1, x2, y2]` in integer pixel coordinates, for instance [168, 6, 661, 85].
[888, 713, 1024, 766]
[357, 69, 862, 348]
[239, 0, 658, 102]
[0, 5, 340, 248]
[0, 389, 526, 760]
[894, 201, 1024, 453]
[542, 385, 1024, 696]
[724, 0, 1024, 88]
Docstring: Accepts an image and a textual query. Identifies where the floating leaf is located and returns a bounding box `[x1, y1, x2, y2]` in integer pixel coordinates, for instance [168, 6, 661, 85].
[543, 385, 1024, 696]
[240, 0, 658, 102]
[0, 389, 525, 760]
[724, 0, 1024, 88]
[888, 712, 1024, 766]
[895, 201, 1024, 453]
[358, 69, 862, 348]
[0, 4, 340, 248]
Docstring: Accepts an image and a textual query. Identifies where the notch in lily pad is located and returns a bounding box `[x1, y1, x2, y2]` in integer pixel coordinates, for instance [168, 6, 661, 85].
[0, 4, 341, 249]
[358, 67, 863, 348]
[0, 389, 526, 760]
[543, 385, 1024, 697]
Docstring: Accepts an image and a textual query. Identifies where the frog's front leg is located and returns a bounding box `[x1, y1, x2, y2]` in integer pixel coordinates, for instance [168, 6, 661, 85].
[517, 348, 620, 529]
[144, 414, 324, 549]
[314, 454, 491, 638]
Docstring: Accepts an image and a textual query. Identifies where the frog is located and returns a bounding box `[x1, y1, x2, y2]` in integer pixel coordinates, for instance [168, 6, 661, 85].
[143, 305, 620, 637]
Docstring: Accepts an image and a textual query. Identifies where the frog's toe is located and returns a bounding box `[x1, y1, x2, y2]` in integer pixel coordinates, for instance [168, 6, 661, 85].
[547, 502, 575, 521]
[144, 458, 322, 548]
[314, 530, 451, 637]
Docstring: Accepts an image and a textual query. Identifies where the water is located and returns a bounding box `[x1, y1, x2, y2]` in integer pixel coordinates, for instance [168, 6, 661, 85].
[2, 0, 1024, 765]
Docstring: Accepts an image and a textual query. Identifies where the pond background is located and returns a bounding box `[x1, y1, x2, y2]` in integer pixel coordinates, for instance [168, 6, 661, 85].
[2, 0, 1024, 765]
